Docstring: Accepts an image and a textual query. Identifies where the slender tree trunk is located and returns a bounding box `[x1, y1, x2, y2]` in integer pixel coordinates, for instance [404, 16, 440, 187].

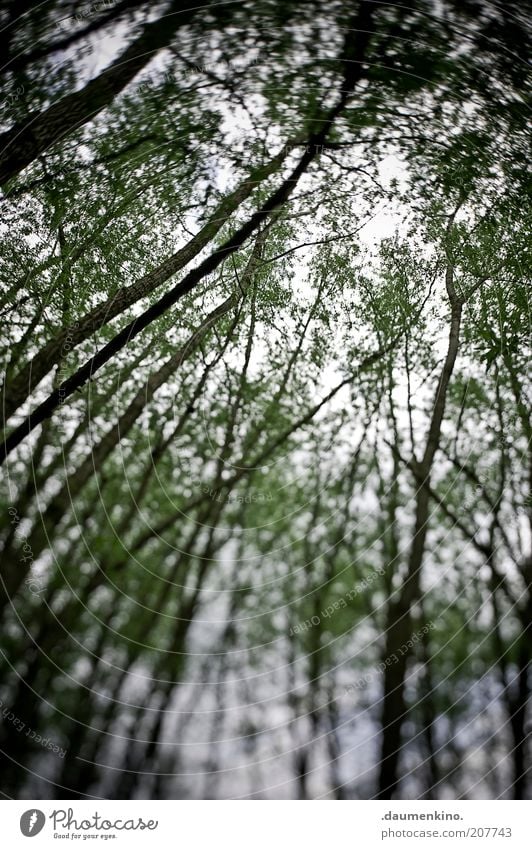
[377, 264, 463, 798]
[1, 148, 289, 422]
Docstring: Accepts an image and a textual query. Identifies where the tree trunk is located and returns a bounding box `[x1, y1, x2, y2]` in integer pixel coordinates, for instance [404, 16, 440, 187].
[377, 265, 463, 798]
[0, 0, 202, 185]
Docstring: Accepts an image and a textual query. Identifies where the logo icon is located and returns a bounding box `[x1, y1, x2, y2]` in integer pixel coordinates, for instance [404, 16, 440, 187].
[20, 810, 45, 837]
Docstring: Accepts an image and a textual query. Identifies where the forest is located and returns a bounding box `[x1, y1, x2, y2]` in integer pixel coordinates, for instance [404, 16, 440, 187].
[0, 0, 530, 800]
